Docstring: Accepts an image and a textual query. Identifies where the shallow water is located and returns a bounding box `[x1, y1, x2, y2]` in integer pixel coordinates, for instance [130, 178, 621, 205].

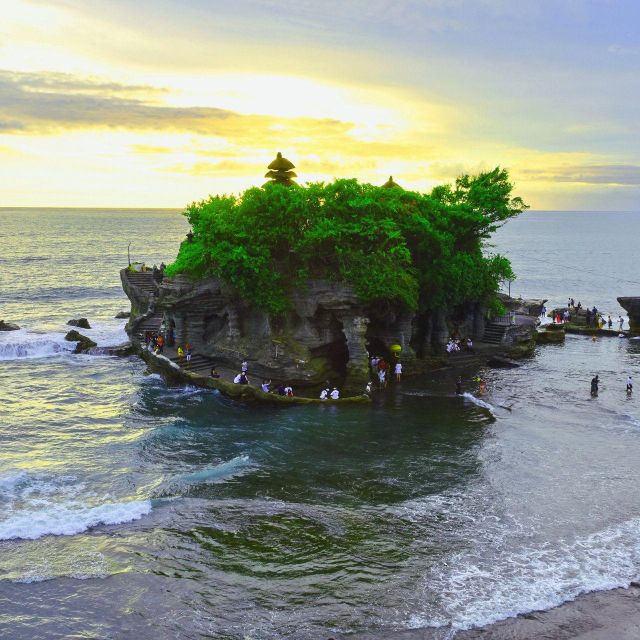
[1, 208, 639, 638]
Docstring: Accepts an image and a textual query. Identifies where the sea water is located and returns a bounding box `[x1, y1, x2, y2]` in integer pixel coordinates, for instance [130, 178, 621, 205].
[0, 208, 639, 639]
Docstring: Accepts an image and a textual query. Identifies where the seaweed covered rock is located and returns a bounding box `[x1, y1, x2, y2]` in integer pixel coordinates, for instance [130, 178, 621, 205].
[67, 318, 91, 329]
[64, 329, 97, 353]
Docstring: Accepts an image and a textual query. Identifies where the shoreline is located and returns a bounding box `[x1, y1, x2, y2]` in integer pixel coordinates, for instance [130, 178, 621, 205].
[340, 583, 640, 640]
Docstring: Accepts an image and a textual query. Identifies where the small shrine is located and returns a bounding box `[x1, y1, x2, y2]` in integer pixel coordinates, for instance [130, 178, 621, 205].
[264, 152, 298, 186]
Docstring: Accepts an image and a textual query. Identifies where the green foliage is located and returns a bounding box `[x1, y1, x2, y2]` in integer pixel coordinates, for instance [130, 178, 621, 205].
[165, 168, 527, 314]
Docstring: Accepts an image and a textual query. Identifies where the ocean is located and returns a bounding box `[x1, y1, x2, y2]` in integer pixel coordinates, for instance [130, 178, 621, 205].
[0, 208, 639, 639]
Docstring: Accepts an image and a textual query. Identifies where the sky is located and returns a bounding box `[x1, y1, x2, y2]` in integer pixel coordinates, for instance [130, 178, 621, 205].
[1, 0, 639, 209]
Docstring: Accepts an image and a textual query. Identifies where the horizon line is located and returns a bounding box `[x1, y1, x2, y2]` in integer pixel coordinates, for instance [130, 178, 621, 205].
[0, 207, 638, 214]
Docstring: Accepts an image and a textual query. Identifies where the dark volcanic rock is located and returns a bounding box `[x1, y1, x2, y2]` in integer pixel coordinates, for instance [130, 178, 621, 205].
[67, 318, 91, 329]
[86, 342, 133, 357]
[114, 311, 131, 319]
[64, 330, 97, 353]
[0, 320, 20, 331]
[618, 297, 640, 335]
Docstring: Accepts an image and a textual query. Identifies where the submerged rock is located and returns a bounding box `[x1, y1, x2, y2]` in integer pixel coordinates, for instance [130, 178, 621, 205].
[67, 318, 91, 329]
[536, 326, 565, 344]
[86, 342, 133, 357]
[487, 355, 521, 368]
[114, 311, 131, 319]
[64, 330, 97, 353]
[0, 320, 20, 331]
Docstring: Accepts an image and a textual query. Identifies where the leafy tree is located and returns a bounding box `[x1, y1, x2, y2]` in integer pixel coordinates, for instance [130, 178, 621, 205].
[165, 168, 527, 315]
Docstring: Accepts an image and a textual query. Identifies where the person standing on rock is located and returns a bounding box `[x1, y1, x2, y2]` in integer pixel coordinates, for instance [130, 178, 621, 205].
[177, 345, 184, 366]
[627, 376, 633, 394]
[394, 361, 402, 382]
[607, 315, 613, 329]
[619, 316, 624, 331]
[186, 343, 192, 368]
[330, 387, 340, 400]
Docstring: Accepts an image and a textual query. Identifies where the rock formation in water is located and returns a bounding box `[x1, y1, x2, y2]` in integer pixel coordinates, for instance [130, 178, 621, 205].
[121, 161, 538, 386]
[64, 329, 97, 353]
[618, 297, 640, 334]
[0, 320, 20, 331]
[67, 318, 91, 329]
[122, 269, 542, 387]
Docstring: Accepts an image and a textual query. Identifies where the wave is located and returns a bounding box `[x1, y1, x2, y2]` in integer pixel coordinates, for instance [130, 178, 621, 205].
[160, 455, 252, 495]
[0, 331, 74, 361]
[0, 321, 127, 361]
[462, 392, 498, 417]
[0, 471, 151, 541]
[409, 515, 640, 633]
[0, 499, 151, 541]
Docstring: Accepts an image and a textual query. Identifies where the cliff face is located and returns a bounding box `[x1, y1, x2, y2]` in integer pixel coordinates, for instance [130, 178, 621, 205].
[121, 269, 492, 386]
[618, 297, 640, 334]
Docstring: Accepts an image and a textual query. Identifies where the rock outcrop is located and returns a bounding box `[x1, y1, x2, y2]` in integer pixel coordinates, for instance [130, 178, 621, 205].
[0, 320, 20, 331]
[114, 311, 131, 319]
[121, 269, 542, 386]
[64, 330, 97, 353]
[67, 318, 91, 329]
[618, 297, 640, 335]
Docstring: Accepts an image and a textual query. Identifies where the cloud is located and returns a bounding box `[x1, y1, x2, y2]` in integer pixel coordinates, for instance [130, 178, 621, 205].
[1, 70, 379, 153]
[520, 164, 640, 186]
[607, 44, 640, 56]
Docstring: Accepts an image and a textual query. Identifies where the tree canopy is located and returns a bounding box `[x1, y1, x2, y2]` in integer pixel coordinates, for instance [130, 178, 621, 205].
[165, 168, 527, 315]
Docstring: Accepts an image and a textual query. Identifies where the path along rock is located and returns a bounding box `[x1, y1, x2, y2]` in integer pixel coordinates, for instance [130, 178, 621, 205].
[67, 318, 91, 329]
[0, 320, 20, 331]
[64, 329, 97, 353]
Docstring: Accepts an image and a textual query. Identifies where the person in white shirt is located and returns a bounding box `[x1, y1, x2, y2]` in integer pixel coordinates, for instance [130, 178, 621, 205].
[394, 361, 402, 381]
[261, 380, 270, 393]
[320, 388, 328, 400]
[330, 388, 340, 400]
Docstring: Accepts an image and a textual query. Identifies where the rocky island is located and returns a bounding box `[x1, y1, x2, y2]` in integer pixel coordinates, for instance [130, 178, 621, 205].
[122, 154, 540, 398]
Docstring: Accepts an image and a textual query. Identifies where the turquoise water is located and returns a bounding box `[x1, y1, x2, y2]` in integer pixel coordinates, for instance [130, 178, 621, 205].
[1, 208, 639, 639]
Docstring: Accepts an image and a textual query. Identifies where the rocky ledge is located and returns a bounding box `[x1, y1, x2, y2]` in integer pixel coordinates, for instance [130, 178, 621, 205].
[121, 268, 543, 389]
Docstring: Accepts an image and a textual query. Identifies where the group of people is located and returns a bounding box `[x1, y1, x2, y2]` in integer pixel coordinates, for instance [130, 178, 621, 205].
[446, 337, 473, 353]
[369, 355, 402, 388]
[176, 343, 192, 367]
[145, 331, 165, 354]
[229, 361, 296, 397]
[319, 387, 340, 400]
[590, 375, 633, 396]
[551, 300, 626, 332]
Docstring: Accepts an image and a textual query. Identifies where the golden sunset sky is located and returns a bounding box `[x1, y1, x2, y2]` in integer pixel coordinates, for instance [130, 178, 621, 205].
[1, 0, 639, 209]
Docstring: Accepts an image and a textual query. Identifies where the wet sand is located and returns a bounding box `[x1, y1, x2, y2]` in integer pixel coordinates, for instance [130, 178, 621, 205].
[341, 584, 640, 640]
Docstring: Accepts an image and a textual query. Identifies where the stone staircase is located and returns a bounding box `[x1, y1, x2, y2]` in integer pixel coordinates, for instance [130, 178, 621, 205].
[482, 322, 508, 345]
[133, 313, 163, 341]
[125, 270, 157, 295]
[168, 351, 219, 375]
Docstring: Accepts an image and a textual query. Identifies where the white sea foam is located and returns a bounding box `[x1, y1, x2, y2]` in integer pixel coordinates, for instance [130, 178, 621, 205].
[0, 499, 152, 541]
[462, 392, 498, 417]
[409, 515, 640, 632]
[0, 471, 151, 541]
[0, 320, 127, 361]
[0, 330, 74, 361]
